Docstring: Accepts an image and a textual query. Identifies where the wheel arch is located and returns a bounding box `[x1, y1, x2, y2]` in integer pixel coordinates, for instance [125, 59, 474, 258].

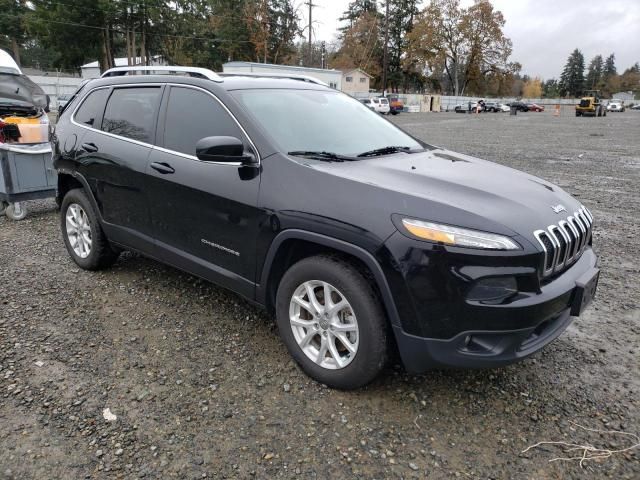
[257, 230, 401, 328]
[56, 171, 103, 222]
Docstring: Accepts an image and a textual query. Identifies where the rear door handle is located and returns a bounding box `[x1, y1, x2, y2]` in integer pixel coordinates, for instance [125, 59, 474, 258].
[150, 161, 175, 174]
[81, 142, 98, 153]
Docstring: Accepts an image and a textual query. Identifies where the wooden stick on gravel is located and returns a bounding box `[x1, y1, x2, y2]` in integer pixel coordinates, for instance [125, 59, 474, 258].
[522, 421, 640, 468]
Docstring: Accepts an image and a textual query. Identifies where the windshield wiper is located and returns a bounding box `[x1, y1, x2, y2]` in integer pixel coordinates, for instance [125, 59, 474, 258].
[288, 150, 354, 162]
[357, 146, 415, 157]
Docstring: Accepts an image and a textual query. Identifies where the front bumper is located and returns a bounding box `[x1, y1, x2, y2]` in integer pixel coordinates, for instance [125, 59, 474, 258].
[382, 234, 598, 372]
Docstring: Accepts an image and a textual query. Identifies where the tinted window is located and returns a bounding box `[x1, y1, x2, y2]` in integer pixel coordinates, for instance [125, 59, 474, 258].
[74, 88, 109, 127]
[163, 87, 243, 156]
[101, 87, 161, 143]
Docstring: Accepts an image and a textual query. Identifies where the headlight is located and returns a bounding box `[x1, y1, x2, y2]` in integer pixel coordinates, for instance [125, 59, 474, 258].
[400, 218, 520, 250]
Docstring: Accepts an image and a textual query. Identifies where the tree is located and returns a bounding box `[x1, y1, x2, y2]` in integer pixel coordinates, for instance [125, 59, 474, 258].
[333, 11, 382, 85]
[405, 0, 517, 96]
[543, 78, 560, 98]
[586, 54, 603, 89]
[385, 0, 421, 92]
[619, 62, 640, 93]
[522, 77, 543, 98]
[559, 48, 585, 97]
[603, 53, 617, 78]
[339, 0, 379, 31]
[0, 0, 29, 66]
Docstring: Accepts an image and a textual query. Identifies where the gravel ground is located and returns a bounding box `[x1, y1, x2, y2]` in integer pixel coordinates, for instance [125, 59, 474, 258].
[1, 109, 638, 479]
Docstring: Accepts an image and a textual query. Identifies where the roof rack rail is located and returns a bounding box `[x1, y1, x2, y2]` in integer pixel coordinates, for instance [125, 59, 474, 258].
[217, 72, 329, 87]
[101, 66, 223, 82]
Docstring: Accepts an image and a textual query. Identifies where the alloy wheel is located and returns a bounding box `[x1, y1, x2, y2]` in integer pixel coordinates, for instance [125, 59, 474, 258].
[289, 280, 359, 369]
[66, 203, 92, 258]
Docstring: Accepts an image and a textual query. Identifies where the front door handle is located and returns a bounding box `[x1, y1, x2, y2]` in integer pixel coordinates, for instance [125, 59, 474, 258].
[150, 161, 175, 174]
[81, 142, 98, 153]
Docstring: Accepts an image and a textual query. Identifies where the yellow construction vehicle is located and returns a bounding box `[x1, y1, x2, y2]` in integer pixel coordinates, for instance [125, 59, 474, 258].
[575, 90, 606, 117]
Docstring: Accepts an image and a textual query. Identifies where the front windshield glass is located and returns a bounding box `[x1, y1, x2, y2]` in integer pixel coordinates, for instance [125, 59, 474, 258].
[232, 89, 423, 157]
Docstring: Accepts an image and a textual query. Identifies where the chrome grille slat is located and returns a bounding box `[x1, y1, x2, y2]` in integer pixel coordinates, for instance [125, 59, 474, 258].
[533, 205, 594, 278]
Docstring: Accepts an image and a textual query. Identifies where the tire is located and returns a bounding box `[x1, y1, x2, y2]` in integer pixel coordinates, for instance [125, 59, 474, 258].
[275, 255, 388, 389]
[576, 111, 581, 117]
[60, 188, 119, 270]
[0, 201, 8, 216]
[5, 202, 27, 221]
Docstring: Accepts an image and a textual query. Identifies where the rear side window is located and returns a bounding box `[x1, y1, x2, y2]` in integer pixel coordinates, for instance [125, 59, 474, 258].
[101, 87, 161, 143]
[163, 87, 243, 156]
[74, 89, 109, 127]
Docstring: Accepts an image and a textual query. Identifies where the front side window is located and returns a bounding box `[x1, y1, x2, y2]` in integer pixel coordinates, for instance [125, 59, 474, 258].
[101, 87, 161, 143]
[232, 89, 423, 157]
[163, 86, 243, 156]
[74, 88, 109, 127]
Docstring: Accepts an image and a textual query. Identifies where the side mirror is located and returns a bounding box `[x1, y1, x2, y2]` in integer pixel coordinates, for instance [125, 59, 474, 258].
[196, 136, 256, 164]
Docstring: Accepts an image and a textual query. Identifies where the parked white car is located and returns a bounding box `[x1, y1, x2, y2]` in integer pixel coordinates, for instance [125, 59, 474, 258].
[607, 100, 625, 112]
[361, 97, 391, 114]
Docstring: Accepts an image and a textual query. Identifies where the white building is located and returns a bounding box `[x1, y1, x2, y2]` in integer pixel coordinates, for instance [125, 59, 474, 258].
[612, 91, 635, 103]
[222, 62, 342, 90]
[81, 55, 166, 79]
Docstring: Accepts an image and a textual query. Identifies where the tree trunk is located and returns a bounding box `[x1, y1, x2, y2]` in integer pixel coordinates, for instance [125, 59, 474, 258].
[132, 28, 137, 65]
[100, 30, 109, 73]
[141, 18, 147, 66]
[11, 37, 21, 67]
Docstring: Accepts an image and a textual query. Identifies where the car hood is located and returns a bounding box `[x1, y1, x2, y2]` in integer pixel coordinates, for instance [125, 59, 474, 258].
[306, 148, 583, 242]
[0, 73, 48, 112]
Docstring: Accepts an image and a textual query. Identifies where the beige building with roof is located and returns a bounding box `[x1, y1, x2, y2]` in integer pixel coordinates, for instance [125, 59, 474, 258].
[341, 69, 372, 94]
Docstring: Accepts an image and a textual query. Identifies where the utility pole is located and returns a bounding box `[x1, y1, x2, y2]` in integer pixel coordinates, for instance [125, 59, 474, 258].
[305, 1, 317, 67]
[381, 0, 389, 95]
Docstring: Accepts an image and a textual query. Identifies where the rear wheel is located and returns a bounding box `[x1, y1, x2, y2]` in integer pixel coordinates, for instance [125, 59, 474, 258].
[60, 188, 119, 270]
[0, 201, 8, 216]
[276, 255, 388, 389]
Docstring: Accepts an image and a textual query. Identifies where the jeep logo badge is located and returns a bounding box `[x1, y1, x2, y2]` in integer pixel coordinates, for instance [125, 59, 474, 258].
[551, 204, 567, 214]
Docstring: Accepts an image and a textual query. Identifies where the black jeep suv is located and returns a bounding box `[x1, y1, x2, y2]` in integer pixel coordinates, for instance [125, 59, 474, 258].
[52, 67, 599, 389]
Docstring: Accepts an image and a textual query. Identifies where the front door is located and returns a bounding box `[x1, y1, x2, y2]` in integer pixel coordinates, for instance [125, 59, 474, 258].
[146, 85, 261, 298]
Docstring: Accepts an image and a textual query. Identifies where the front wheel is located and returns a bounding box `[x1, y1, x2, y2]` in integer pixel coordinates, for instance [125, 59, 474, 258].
[276, 255, 388, 389]
[0, 201, 8, 216]
[60, 188, 119, 270]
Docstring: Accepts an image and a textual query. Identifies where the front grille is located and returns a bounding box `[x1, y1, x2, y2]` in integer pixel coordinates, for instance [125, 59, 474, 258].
[534, 206, 593, 277]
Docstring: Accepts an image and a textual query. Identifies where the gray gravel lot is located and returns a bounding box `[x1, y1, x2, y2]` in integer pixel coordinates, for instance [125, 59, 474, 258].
[1, 110, 638, 479]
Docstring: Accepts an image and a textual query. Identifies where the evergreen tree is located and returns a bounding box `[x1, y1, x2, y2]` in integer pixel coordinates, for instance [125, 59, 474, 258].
[339, 0, 379, 31]
[386, 0, 421, 92]
[603, 53, 617, 78]
[559, 48, 585, 97]
[586, 54, 603, 89]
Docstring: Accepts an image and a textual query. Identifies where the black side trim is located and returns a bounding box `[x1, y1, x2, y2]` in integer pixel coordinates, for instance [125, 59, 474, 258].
[257, 229, 401, 326]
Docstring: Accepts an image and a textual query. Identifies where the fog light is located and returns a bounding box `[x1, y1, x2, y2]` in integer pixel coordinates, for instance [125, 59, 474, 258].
[467, 276, 518, 304]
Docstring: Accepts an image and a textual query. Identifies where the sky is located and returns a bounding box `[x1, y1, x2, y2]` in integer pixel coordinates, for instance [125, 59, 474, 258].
[304, 0, 640, 79]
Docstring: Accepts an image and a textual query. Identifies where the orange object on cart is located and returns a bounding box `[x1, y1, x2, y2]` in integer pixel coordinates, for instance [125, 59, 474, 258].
[1, 115, 49, 144]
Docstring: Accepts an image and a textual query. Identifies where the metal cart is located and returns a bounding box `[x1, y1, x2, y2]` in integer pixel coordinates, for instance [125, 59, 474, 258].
[0, 143, 55, 221]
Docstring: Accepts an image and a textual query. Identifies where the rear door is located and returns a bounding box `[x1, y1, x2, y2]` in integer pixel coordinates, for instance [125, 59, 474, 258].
[146, 85, 261, 297]
[75, 85, 162, 251]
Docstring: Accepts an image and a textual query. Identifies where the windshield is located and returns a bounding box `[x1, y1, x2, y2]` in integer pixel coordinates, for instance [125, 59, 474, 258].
[232, 89, 423, 157]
